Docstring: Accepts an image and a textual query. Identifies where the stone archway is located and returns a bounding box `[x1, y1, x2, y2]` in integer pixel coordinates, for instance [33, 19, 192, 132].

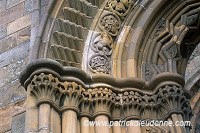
[20, 0, 200, 133]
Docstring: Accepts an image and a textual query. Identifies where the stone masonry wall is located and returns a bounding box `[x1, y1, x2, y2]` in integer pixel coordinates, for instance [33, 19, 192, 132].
[0, 0, 32, 132]
[0, 0, 49, 132]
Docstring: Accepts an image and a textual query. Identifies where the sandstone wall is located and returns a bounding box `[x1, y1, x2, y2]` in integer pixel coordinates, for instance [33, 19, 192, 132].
[0, 0, 49, 132]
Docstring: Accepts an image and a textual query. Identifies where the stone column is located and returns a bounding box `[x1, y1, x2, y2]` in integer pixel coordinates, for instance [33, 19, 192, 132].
[95, 115, 110, 133]
[25, 85, 39, 132]
[89, 88, 113, 133]
[62, 110, 78, 133]
[127, 120, 142, 133]
[27, 73, 62, 133]
[79, 100, 91, 133]
[178, 114, 187, 133]
[168, 118, 176, 133]
[39, 104, 51, 133]
[50, 108, 61, 133]
[112, 121, 122, 133]
[171, 114, 187, 133]
[80, 117, 90, 133]
[61, 82, 84, 133]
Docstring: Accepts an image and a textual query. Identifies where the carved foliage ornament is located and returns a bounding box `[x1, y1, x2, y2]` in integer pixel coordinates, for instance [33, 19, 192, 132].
[89, 54, 110, 74]
[91, 14, 120, 74]
[30, 73, 192, 120]
[106, 0, 134, 18]
[99, 13, 121, 36]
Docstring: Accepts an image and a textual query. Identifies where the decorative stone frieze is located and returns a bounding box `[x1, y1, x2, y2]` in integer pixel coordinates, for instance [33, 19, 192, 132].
[30, 73, 192, 121]
[19, 59, 193, 132]
[22, 60, 192, 121]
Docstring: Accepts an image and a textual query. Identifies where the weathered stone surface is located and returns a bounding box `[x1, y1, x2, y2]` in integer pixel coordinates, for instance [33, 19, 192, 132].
[0, 106, 12, 133]
[0, 50, 28, 107]
[41, 0, 50, 6]
[0, 0, 6, 13]
[7, 14, 31, 35]
[0, 42, 29, 68]
[0, 24, 7, 39]
[11, 112, 25, 133]
[0, 58, 27, 107]
[0, 3, 24, 25]
[0, 101, 26, 133]
[185, 43, 200, 82]
[24, 0, 33, 15]
[195, 114, 200, 133]
[41, 3, 48, 18]
[7, 0, 25, 9]
[0, 26, 30, 54]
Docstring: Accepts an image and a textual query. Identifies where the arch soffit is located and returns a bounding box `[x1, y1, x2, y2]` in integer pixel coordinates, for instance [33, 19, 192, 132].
[33, 0, 200, 81]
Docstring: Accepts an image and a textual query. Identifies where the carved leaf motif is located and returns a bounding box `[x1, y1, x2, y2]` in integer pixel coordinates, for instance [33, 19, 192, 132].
[99, 14, 121, 36]
[89, 54, 110, 74]
[106, 0, 133, 18]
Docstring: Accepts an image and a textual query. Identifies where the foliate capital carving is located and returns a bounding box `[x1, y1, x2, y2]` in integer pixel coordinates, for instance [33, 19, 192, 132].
[83, 88, 113, 117]
[29, 73, 192, 121]
[30, 73, 85, 112]
[60, 82, 85, 112]
[30, 73, 62, 106]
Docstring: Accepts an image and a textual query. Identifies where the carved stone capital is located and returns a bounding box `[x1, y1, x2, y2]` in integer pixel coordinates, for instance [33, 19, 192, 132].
[83, 88, 113, 118]
[30, 73, 62, 107]
[60, 82, 84, 113]
[20, 59, 192, 121]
